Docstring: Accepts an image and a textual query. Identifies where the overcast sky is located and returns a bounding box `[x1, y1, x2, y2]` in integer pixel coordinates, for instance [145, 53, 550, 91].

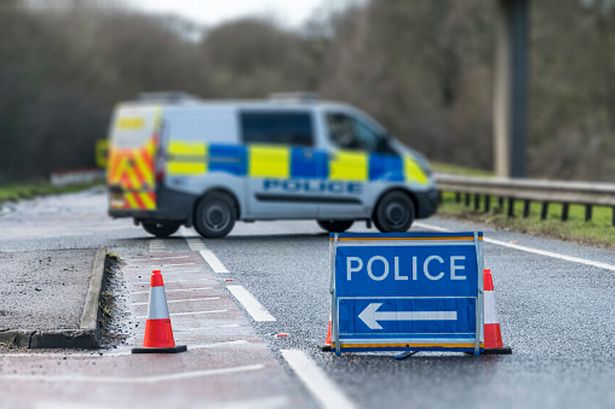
[127, 0, 341, 28]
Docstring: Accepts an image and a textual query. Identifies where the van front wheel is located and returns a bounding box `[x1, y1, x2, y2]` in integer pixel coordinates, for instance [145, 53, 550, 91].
[142, 221, 181, 238]
[373, 191, 415, 232]
[194, 192, 237, 238]
[317, 220, 354, 233]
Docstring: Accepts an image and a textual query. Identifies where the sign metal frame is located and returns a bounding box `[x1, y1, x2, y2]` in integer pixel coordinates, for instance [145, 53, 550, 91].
[329, 231, 484, 356]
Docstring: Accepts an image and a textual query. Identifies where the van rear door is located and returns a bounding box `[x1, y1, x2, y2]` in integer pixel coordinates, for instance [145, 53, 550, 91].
[107, 105, 160, 212]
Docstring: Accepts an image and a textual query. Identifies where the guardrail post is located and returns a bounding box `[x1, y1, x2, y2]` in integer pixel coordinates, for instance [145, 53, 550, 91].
[585, 205, 592, 222]
[465, 193, 471, 207]
[612, 207, 615, 226]
[507, 197, 515, 218]
[437, 191, 443, 204]
[540, 202, 549, 220]
[522, 200, 531, 218]
[561, 203, 569, 222]
[498, 197, 504, 211]
[455, 192, 461, 203]
[484, 195, 491, 213]
[474, 194, 480, 211]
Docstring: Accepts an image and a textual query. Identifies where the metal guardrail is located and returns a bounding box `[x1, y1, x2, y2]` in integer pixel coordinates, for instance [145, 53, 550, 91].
[434, 173, 615, 225]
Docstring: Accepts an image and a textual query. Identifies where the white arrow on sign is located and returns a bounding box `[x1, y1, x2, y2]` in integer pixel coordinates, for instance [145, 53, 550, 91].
[358, 303, 458, 330]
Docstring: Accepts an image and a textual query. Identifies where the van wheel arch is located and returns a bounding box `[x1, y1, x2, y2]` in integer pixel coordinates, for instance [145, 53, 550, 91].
[194, 188, 241, 221]
[372, 188, 419, 220]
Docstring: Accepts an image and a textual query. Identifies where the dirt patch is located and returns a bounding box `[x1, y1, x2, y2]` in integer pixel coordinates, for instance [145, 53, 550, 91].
[98, 254, 132, 348]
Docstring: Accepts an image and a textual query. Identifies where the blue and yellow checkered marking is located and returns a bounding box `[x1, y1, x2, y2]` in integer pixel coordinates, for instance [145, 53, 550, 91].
[166, 141, 428, 184]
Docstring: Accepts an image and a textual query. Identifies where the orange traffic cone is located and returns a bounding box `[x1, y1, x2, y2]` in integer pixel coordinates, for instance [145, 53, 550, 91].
[482, 268, 512, 354]
[132, 270, 187, 354]
[321, 311, 333, 351]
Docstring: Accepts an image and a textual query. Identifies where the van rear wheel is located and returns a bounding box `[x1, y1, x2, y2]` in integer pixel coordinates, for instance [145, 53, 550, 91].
[317, 220, 354, 233]
[142, 221, 181, 238]
[373, 191, 415, 232]
[194, 192, 237, 239]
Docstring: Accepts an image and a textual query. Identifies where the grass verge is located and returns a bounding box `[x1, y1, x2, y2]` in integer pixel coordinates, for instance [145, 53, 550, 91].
[438, 192, 615, 248]
[0, 182, 99, 204]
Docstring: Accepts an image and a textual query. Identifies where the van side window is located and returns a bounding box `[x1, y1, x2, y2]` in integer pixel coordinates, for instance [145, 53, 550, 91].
[326, 112, 394, 153]
[240, 111, 313, 146]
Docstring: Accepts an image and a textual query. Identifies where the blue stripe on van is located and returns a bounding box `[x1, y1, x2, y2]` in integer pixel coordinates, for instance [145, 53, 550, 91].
[208, 144, 248, 176]
[290, 147, 328, 179]
[369, 153, 404, 182]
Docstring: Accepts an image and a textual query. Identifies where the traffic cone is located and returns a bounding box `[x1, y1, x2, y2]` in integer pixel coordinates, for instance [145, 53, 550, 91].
[321, 311, 333, 351]
[132, 269, 187, 354]
[482, 268, 512, 354]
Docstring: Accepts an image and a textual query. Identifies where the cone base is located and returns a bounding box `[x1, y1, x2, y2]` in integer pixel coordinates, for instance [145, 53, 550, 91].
[132, 344, 187, 354]
[481, 345, 512, 355]
[321, 344, 332, 352]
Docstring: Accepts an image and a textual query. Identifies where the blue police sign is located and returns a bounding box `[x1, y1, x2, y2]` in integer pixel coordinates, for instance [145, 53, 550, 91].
[329, 232, 484, 355]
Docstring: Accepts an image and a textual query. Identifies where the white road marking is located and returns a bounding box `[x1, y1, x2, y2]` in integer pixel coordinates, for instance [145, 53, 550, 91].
[186, 238, 208, 251]
[214, 395, 289, 409]
[200, 249, 230, 274]
[174, 324, 241, 332]
[131, 255, 190, 262]
[148, 239, 166, 253]
[0, 364, 264, 384]
[0, 340, 249, 358]
[281, 349, 355, 409]
[130, 287, 212, 295]
[227, 285, 276, 322]
[153, 278, 212, 284]
[151, 262, 196, 267]
[130, 297, 219, 306]
[137, 309, 228, 319]
[414, 221, 615, 272]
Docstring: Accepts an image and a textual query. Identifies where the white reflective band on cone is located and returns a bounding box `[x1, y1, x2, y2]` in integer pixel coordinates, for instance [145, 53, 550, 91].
[147, 286, 170, 319]
[484, 291, 499, 324]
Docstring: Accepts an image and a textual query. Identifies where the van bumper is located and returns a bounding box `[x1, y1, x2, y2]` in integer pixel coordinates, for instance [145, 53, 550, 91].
[414, 188, 439, 219]
[107, 187, 195, 224]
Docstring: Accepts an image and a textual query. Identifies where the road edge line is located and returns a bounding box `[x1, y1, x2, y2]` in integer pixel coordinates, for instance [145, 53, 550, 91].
[281, 349, 355, 409]
[414, 221, 615, 272]
[226, 285, 276, 322]
[199, 249, 230, 274]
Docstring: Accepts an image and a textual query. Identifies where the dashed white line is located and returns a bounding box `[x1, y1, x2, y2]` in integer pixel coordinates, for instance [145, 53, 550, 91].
[130, 287, 213, 295]
[199, 249, 230, 274]
[186, 238, 207, 251]
[281, 349, 355, 409]
[0, 364, 264, 384]
[130, 297, 219, 306]
[148, 240, 166, 253]
[414, 221, 615, 272]
[0, 340, 249, 359]
[174, 324, 241, 333]
[152, 263, 196, 267]
[131, 255, 190, 262]
[227, 285, 276, 322]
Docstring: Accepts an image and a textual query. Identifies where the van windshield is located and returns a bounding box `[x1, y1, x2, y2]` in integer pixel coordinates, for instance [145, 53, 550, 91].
[326, 112, 394, 154]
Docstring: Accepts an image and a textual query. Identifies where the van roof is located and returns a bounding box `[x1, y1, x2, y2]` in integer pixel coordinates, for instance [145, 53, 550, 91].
[124, 92, 356, 112]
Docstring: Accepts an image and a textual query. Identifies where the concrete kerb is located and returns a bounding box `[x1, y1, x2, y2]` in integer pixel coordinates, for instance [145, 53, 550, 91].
[0, 248, 107, 349]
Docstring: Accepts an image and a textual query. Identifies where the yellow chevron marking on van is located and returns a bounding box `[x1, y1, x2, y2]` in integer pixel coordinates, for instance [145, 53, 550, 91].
[124, 192, 139, 208]
[329, 151, 368, 181]
[139, 192, 156, 210]
[404, 156, 428, 185]
[249, 145, 290, 178]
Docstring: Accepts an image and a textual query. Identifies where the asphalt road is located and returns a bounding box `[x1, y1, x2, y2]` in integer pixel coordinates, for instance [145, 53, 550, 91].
[1, 188, 614, 409]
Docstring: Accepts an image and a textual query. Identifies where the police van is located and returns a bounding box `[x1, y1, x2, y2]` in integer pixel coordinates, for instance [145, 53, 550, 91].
[106, 93, 438, 238]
